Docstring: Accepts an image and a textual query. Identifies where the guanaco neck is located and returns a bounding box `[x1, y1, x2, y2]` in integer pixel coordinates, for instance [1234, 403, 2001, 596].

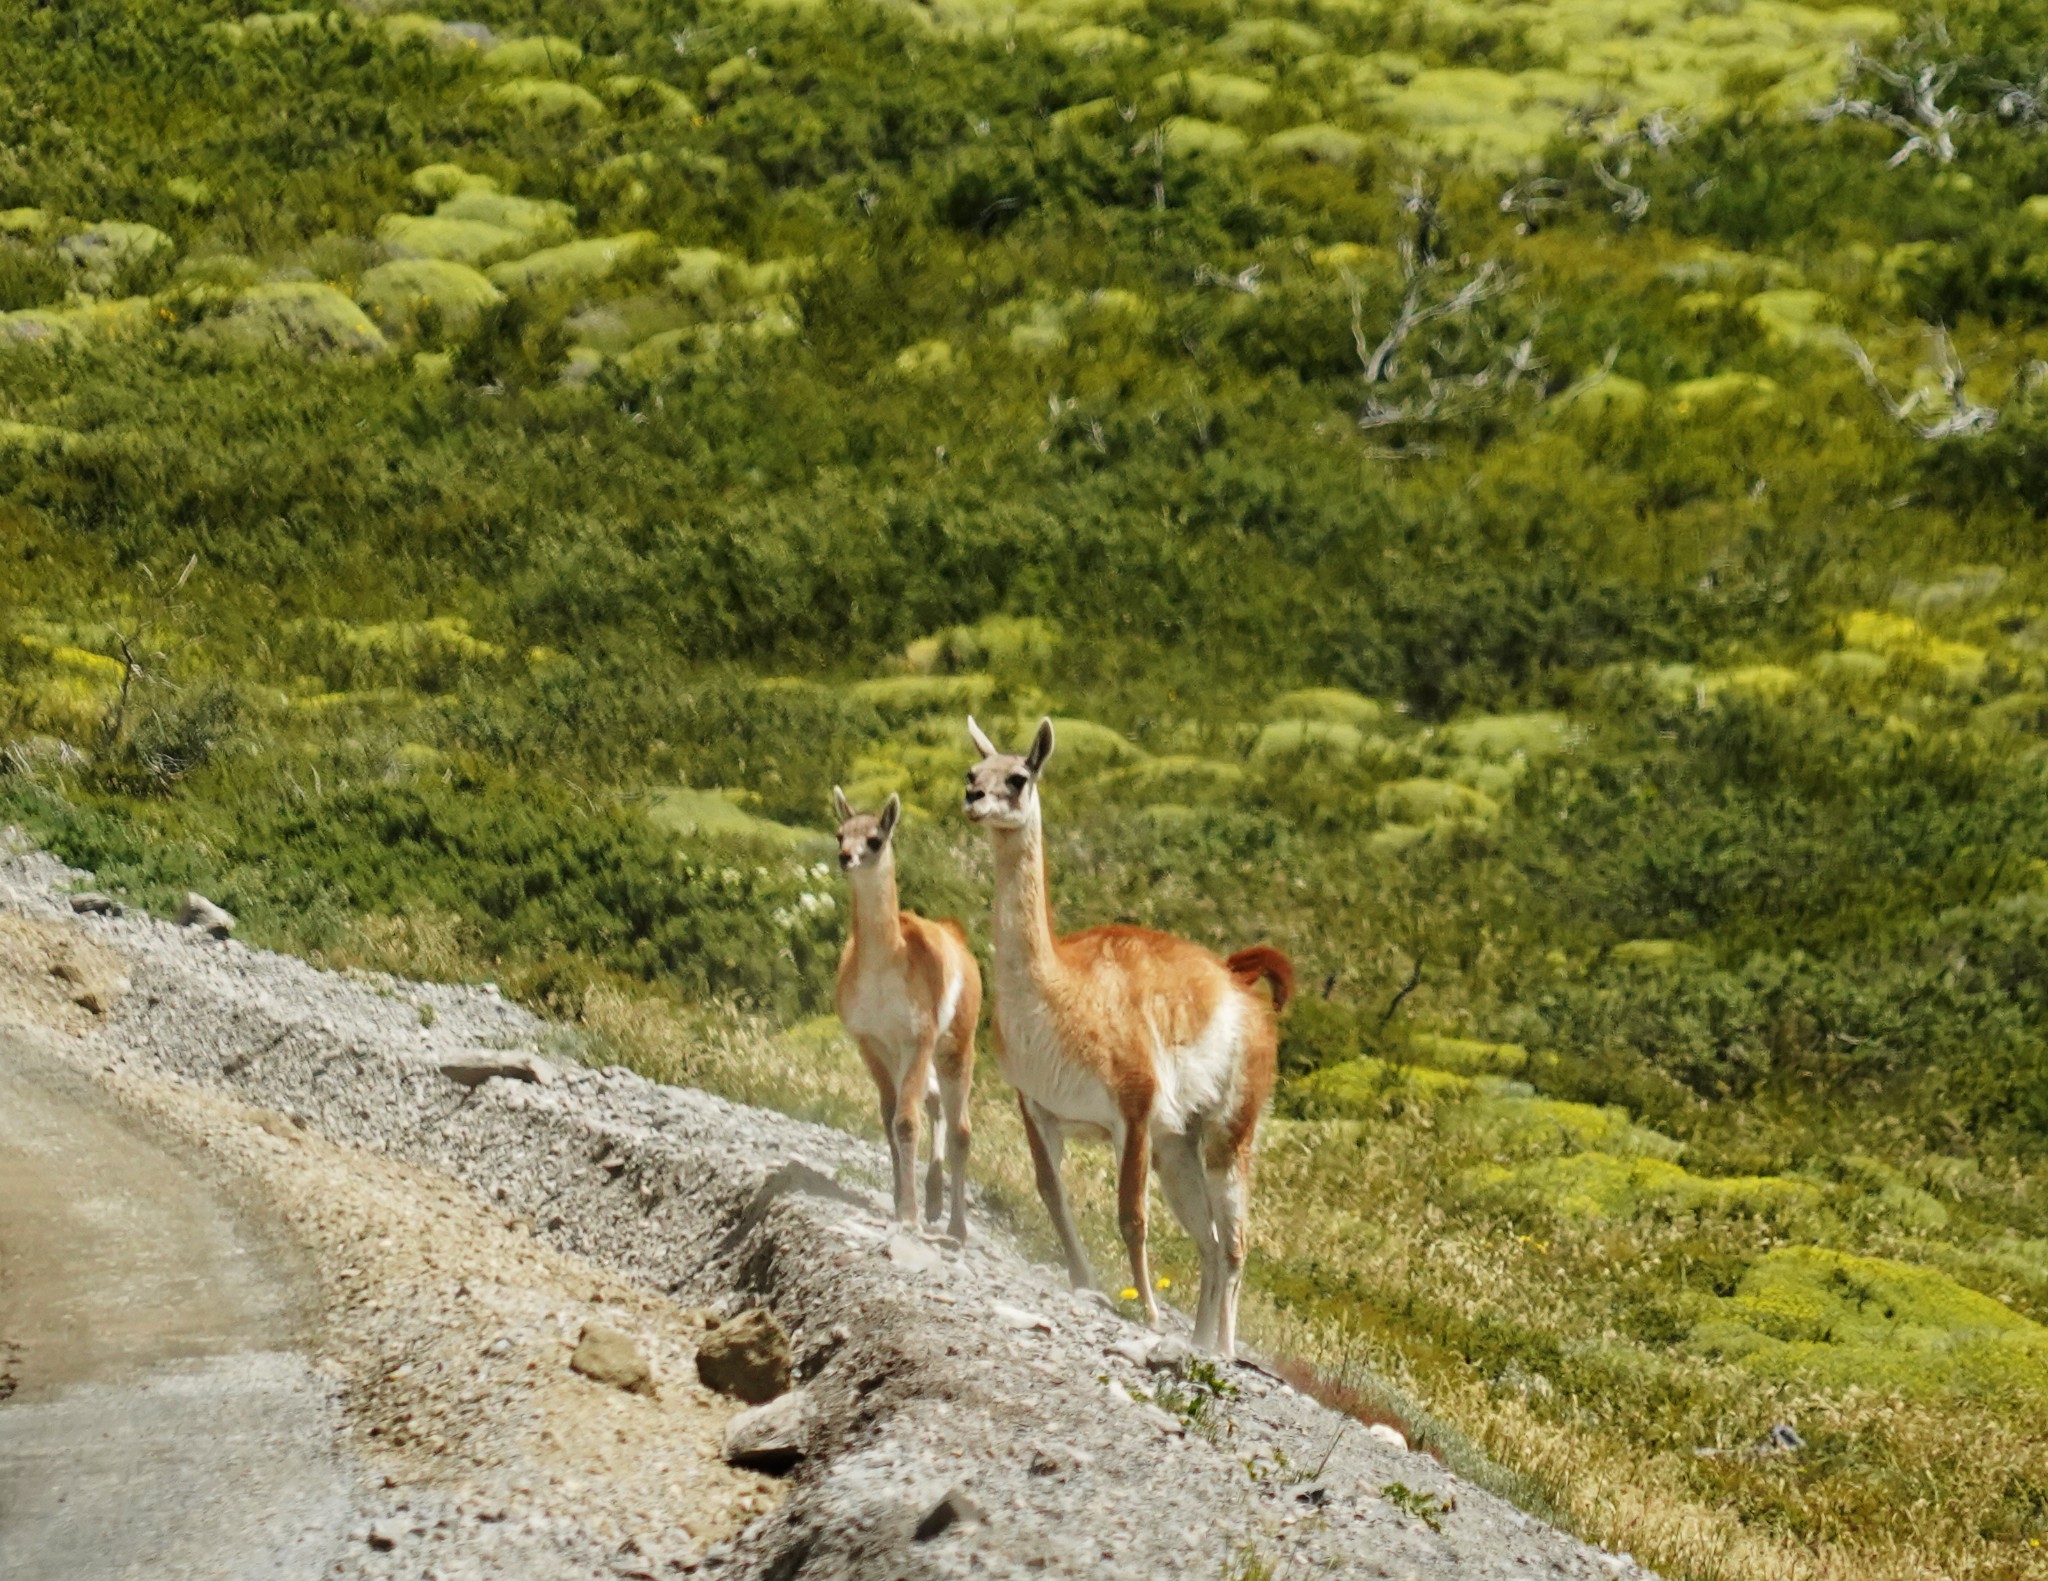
[846, 852, 905, 959]
[989, 814, 1058, 979]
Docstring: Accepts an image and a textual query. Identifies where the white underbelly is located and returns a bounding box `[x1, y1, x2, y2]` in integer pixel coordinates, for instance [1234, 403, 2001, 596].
[996, 989, 1246, 1138]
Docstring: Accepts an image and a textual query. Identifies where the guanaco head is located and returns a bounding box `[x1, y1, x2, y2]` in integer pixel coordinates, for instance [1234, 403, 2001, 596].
[962, 715, 1053, 831]
[831, 787, 900, 872]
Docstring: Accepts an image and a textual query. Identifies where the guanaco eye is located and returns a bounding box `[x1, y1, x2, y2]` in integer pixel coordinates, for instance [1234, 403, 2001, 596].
[867, 835, 882, 849]
[1006, 773, 1027, 791]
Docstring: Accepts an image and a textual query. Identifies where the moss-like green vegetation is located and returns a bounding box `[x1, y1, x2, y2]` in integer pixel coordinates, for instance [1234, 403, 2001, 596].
[1696, 1245, 2048, 1402]
[6, 0, 2048, 1574]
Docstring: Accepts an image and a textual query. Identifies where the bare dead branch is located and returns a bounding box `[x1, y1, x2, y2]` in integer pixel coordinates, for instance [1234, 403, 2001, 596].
[1195, 261, 1262, 294]
[97, 554, 201, 750]
[1990, 76, 2048, 124]
[1636, 109, 1692, 149]
[1588, 156, 1649, 222]
[1358, 260, 1511, 383]
[1814, 41, 1962, 164]
[1498, 177, 1566, 234]
[1846, 328, 2000, 438]
[1393, 173, 1443, 265]
[1379, 950, 1425, 1030]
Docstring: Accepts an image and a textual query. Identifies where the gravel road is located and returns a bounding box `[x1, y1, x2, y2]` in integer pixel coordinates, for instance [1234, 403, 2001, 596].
[0, 836, 1662, 1581]
[0, 1026, 351, 1581]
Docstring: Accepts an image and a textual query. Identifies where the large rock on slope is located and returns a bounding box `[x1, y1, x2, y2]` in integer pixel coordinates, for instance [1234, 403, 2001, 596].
[695, 1308, 791, 1403]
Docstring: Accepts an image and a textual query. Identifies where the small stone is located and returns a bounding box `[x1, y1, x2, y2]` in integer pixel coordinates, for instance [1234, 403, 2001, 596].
[1366, 1423, 1408, 1452]
[883, 1233, 941, 1273]
[68, 891, 119, 915]
[1106, 1337, 1152, 1367]
[1143, 1336, 1193, 1375]
[722, 1387, 809, 1473]
[1137, 1403, 1185, 1437]
[365, 1519, 403, 1551]
[176, 891, 236, 938]
[991, 1301, 1054, 1333]
[47, 952, 127, 1015]
[695, 1308, 791, 1403]
[570, 1323, 656, 1396]
[438, 1053, 557, 1088]
[615, 1530, 701, 1579]
[1026, 1440, 1091, 1476]
[914, 1484, 987, 1541]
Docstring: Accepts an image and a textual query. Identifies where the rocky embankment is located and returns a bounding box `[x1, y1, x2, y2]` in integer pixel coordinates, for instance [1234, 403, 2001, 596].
[0, 838, 1659, 1581]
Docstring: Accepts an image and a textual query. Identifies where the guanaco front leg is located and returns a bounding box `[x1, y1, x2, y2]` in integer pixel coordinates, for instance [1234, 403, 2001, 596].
[1020, 1097, 1091, 1288]
[855, 1036, 905, 1216]
[890, 1031, 937, 1227]
[938, 1066, 971, 1242]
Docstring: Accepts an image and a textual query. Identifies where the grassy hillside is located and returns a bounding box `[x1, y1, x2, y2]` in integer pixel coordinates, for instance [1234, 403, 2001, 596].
[5, 0, 2048, 1575]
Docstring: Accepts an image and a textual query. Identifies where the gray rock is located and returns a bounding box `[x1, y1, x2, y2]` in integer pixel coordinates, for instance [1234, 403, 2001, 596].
[722, 1387, 809, 1473]
[694, 1308, 790, 1404]
[1144, 1336, 1194, 1375]
[438, 1052, 556, 1088]
[614, 1531, 702, 1579]
[1137, 1402, 1186, 1437]
[883, 1232, 941, 1273]
[68, 892, 120, 916]
[569, 1323, 656, 1396]
[1027, 1440, 1092, 1476]
[175, 892, 236, 938]
[991, 1300, 1053, 1333]
[913, 1484, 987, 1541]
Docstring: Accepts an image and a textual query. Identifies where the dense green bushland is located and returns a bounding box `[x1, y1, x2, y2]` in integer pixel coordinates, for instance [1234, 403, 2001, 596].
[6, 0, 2048, 1574]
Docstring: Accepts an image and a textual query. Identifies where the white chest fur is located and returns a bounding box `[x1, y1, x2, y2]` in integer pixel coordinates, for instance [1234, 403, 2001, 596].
[992, 965, 1120, 1131]
[840, 954, 956, 1092]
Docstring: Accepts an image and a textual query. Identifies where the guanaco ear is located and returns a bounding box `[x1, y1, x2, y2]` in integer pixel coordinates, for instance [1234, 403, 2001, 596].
[832, 785, 854, 823]
[1024, 716, 1055, 776]
[966, 715, 998, 760]
[879, 793, 901, 840]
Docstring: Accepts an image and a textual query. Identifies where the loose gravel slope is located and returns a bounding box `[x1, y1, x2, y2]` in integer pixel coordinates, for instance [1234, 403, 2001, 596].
[0, 838, 1661, 1581]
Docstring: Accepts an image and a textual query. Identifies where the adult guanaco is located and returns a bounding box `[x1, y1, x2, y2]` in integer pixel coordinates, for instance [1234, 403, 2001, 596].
[832, 788, 980, 1241]
[962, 718, 1290, 1357]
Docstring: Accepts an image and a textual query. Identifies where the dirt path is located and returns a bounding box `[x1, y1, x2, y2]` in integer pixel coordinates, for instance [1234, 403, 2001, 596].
[0, 1028, 353, 1581]
[0, 912, 770, 1580]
